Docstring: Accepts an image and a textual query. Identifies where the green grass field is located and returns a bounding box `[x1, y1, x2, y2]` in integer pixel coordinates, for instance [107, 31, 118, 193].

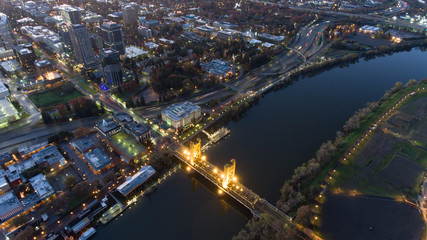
[29, 82, 83, 108]
[110, 132, 146, 160]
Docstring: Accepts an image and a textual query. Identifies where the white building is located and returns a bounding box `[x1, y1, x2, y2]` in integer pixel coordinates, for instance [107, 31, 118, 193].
[29, 174, 54, 200]
[161, 101, 201, 130]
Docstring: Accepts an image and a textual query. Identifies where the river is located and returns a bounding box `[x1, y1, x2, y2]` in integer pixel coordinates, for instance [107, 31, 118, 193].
[94, 48, 427, 240]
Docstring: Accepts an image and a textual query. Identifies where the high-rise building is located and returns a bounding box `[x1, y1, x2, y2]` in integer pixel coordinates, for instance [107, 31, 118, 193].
[122, 5, 138, 25]
[69, 24, 98, 69]
[13, 43, 36, 71]
[90, 34, 104, 51]
[138, 26, 152, 39]
[100, 22, 125, 54]
[59, 5, 81, 25]
[99, 48, 122, 86]
[0, 13, 17, 50]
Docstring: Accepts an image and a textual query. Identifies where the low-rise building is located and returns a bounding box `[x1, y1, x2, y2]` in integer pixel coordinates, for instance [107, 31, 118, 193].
[359, 25, 382, 34]
[0, 191, 23, 221]
[43, 71, 63, 86]
[34, 59, 54, 75]
[29, 173, 54, 200]
[83, 148, 111, 174]
[201, 59, 235, 80]
[0, 59, 23, 78]
[71, 135, 96, 154]
[0, 177, 10, 196]
[257, 33, 285, 43]
[117, 165, 156, 196]
[123, 121, 151, 143]
[31, 145, 66, 166]
[95, 119, 121, 139]
[161, 101, 201, 130]
[124, 46, 147, 59]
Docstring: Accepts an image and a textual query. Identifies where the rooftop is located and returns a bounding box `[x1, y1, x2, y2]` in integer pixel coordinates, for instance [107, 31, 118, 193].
[31, 145, 66, 165]
[125, 46, 147, 58]
[0, 13, 8, 24]
[71, 136, 95, 153]
[34, 59, 52, 68]
[96, 118, 120, 134]
[0, 60, 22, 73]
[117, 165, 156, 196]
[83, 148, 111, 172]
[162, 101, 201, 121]
[29, 174, 54, 199]
[125, 121, 150, 136]
[0, 191, 22, 220]
[200, 59, 234, 77]
[114, 112, 133, 124]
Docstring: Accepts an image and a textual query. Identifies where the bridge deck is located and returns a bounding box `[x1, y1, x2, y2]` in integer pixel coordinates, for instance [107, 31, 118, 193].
[171, 143, 294, 227]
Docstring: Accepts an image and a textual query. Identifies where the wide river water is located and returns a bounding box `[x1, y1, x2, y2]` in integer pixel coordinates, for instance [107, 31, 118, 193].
[94, 49, 427, 240]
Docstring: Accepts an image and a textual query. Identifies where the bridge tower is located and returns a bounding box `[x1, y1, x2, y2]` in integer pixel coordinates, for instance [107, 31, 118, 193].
[189, 138, 202, 165]
[222, 159, 236, 188]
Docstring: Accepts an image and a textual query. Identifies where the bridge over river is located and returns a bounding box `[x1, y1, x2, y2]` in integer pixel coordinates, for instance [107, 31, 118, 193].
[169, 141, 299, 235]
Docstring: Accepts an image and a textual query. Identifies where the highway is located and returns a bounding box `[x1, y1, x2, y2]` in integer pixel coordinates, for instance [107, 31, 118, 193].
[0, 116, 107, 153]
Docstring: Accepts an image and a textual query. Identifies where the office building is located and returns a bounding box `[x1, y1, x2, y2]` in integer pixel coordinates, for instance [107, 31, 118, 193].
[99, 48, 122, 86]
[69, 24, 98, 69]
[0, 13, 16, 50]
[162, 102, 201, 130]
[122, 5, 138, 25]
[13, 44, 36, 71]
[59, 5, 81, 25]
[100, 22, 125, 54]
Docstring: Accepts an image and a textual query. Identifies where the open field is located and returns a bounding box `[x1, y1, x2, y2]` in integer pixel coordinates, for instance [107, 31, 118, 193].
[29, 82, 83, 108]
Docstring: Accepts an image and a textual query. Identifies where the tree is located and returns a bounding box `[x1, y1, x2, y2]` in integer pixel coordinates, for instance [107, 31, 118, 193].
[295, 205, 312, 227]
[73, 127, 91, 138]
[149, 149, 174, 172]
[63, 175, 77, 188]
[53, 191, 72, 215]
[41, 110, 53, 124]
[405, 79, 417, 87]
[72, 181, 93, 199]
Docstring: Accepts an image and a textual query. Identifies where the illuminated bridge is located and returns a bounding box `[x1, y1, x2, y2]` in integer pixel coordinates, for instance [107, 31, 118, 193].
[170, 140, 294, 231]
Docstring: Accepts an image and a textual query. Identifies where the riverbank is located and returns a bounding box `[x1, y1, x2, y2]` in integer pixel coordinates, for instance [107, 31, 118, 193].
[317, 86, 427, 239]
